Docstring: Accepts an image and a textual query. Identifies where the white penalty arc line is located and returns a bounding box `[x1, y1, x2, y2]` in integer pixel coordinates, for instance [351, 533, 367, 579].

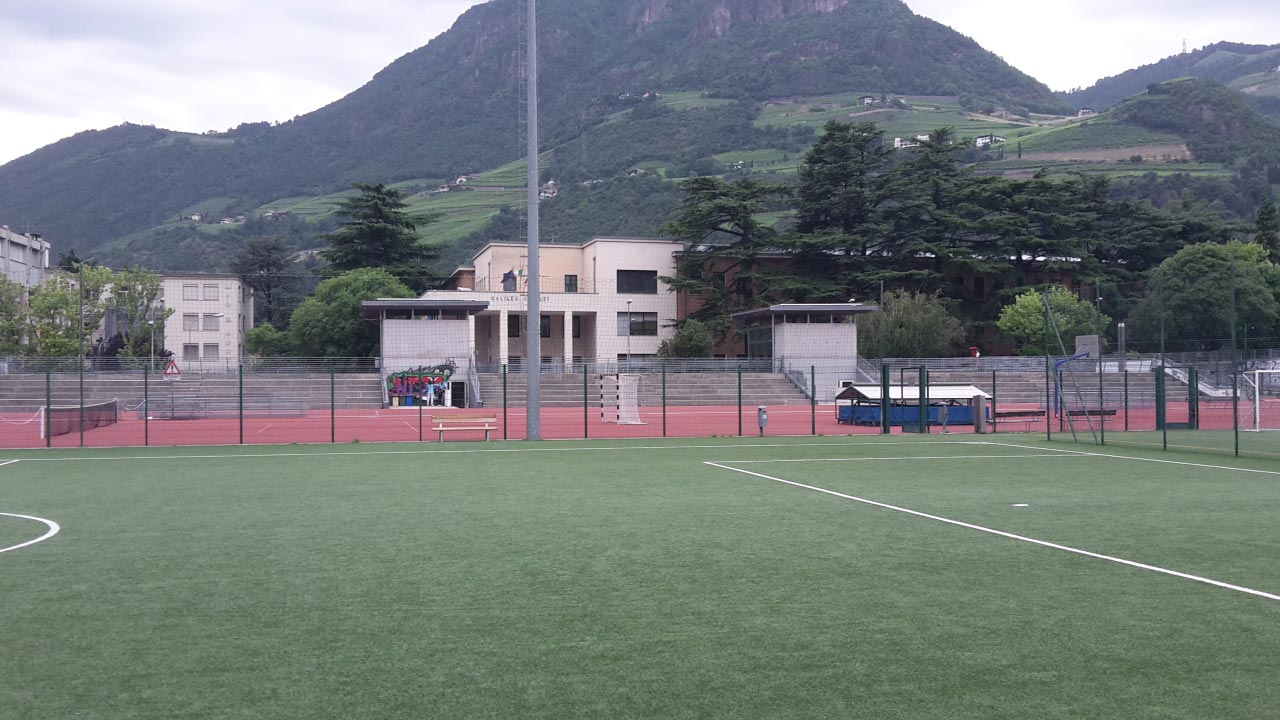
[0, 512, 61, 554]
[986, 442, 1280, 477]
[705, 461, 1280, 603]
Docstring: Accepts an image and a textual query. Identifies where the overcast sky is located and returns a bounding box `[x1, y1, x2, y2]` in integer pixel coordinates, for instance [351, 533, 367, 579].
[1, 0, 1277, 165]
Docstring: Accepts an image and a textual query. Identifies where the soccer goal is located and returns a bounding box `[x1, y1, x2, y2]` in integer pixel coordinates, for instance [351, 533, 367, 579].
[1243, 370, 1280, 432]
[599, 373, 645, 425]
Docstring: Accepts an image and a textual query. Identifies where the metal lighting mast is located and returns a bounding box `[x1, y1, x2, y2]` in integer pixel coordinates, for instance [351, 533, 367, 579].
[525, 0, 542, 440]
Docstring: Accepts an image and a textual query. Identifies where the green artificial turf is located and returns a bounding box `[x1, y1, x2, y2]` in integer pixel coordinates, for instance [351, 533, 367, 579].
[2, 437, 1278, 719]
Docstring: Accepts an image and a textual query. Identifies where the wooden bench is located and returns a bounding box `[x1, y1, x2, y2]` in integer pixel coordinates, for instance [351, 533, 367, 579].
[431, 413, 498, 442]
[1066, 409, 1118, 417]
[994, 409, 1047, 430]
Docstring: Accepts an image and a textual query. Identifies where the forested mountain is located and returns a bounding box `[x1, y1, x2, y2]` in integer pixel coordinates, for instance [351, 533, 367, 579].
[0, 0, 1065, 260]
[1064, 42, 1280, 116]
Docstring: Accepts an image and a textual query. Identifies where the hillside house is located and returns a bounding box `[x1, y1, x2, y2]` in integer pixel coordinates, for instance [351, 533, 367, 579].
[893, 134, 930, 150]
[859, 96, 877, 106]
[975, 134, 1007, 148]
[1078, 107, 1096, 117]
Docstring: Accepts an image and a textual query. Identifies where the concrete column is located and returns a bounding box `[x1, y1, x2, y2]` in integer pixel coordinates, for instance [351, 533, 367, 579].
[499, 309, 509, 366]
[563, 310, 574, 370]
[467, 313, 477, 366]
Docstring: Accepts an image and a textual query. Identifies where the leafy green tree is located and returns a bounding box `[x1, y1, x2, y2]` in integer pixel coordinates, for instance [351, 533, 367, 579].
[109, 267, 172, 357]
[232, 236, 301, 327]
[244, 324, 291, 356]
[321, 183, 440, 292]
[657, 320, 714, 358]
[1129, 242, 1279, 351]
[0, 275, 24, 354]
[1256, 199, 1279, 256]
[860, 290, 967, 359]
[997, 286, 1111, 356]
[289, 269, 414, 357]
[23, 266, 113, 356]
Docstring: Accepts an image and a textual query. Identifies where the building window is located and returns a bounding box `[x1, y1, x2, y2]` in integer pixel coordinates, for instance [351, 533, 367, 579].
[203, 284, 219, 301]
[735, 275, 754, 300]
[564, 275, 578, 293]
[202, 314, 220, 331]
[540, 315, 551, 338]
[182, 284, 199, 301]
[616, 269, 658, 294]
[617, 312, 658, 336]
[572, 315, 582, 339]
[203, 344, 220, 360]
[183, 344, 199, 361]
[182, 314, 198, 331]
[507, 317, 521, 338]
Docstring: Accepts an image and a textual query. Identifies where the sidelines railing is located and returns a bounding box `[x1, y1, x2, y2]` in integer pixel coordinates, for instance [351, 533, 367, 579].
[0, 354, 1274, 459]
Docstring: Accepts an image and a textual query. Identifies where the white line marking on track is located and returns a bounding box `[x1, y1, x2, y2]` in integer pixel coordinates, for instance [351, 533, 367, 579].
[724, 454, 1075, 464]
[986, 442, 1280, 477]
[705, 461, 1280, 603]
[0, 460, 19, 468]
[255, 424, 273, 435]
[2, 440, 990, 463]
[0, 512, 61, 554]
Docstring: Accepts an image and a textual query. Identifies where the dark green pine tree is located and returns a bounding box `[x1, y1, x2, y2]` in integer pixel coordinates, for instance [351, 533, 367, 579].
[1256, 199, 1280, 256]
[321, 182, 440, 292]
[231, 236, 302, 328]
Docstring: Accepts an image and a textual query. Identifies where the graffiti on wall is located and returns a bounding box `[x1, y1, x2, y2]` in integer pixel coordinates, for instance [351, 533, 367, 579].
[387, 362, 456, 399]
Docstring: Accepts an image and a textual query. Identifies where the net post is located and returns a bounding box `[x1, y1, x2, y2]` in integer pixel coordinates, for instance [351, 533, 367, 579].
[661, 360, 667, 438]
[810, 365, 816, 436]
[737, 363, 743, 437]
[45, 369, 52, 448]
[582, 362, 589, 439]
[880, 364, 890, 435]
[143, 362, 150, 447]
[502, 364, 508, 441]
[329, 361, 335, 444]
[238, 363, 244, 445]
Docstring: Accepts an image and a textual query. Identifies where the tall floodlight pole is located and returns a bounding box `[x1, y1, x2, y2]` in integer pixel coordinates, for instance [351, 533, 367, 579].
[525, 0, 542, 440]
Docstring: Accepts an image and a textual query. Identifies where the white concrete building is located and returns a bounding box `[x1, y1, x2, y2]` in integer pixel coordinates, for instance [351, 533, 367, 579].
[0, 225, 52, 288]
[364, 237, 683, 378]
[157, 273, 254, 367]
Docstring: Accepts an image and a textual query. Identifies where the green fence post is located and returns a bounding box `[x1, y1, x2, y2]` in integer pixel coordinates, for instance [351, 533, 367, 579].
[737, 364, 743, 437]
[143, 363, 150, 447]
[919, 366, 929, 435]
[418, 395, 424, 442]
[881, 364, 891, 435]
[329, 361, 336, 444]
[502, 364, 508, 441]
[78, 355, 85, 448]
[238, 364, 244, 445]
[583, 362, 589, 440]
[810, 365, 817, 436]
[991, 370, 998, 434]
[661, 361, 667, 438]
[44, 369, 51, 448]
[1156, 366, 1167, 450]
[1123, 368, 1129, 432]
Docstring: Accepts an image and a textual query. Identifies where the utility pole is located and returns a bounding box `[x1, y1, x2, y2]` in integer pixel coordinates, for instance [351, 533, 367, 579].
[525, 0, 541, 440]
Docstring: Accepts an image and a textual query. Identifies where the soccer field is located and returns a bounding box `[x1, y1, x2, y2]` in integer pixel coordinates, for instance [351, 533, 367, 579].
[3, 437, 1279, 719]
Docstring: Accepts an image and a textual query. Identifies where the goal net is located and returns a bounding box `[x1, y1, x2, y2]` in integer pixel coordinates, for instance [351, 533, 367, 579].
[1243, 370, 1280, 432]
[600, 373, 645, 425]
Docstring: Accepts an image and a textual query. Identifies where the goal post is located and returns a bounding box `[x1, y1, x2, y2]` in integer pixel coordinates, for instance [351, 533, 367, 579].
[599, 373, 645, 425]
[1243, 370, 1280, 432]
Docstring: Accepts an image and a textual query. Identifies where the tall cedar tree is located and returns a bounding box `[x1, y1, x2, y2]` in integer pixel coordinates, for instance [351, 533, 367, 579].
[661, 177, 790, 337]
[232, 236, 302, 328]
[321, 183, 440, 292]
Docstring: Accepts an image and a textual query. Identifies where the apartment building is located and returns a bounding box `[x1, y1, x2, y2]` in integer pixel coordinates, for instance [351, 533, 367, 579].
[158, 274, 254, 365]
[0, 225, 52, 289]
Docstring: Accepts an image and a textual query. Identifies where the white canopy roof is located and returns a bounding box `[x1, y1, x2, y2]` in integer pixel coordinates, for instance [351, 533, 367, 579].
[838, 384, 992, 401]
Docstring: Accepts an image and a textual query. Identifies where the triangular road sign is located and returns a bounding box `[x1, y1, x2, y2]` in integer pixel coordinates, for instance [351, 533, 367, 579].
[163, 358, 182, 380]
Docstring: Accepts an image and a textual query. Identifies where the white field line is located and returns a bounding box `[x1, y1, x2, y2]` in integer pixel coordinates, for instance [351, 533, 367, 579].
[725, 454, 1074, 464]
[0, 460, 19, 468]
[0, 512, 61, 554]
[705, 461, 1280, 603]
[403, 421, 416, 432]
[987, 442, 1280, 477]
[2, 440, 991, 463]
[255, 424, 273, 435]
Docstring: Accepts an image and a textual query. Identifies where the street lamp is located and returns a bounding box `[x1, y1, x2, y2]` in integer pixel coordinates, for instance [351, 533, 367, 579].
[147, 320, 155, 372]
[625, 299, 632, 370]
